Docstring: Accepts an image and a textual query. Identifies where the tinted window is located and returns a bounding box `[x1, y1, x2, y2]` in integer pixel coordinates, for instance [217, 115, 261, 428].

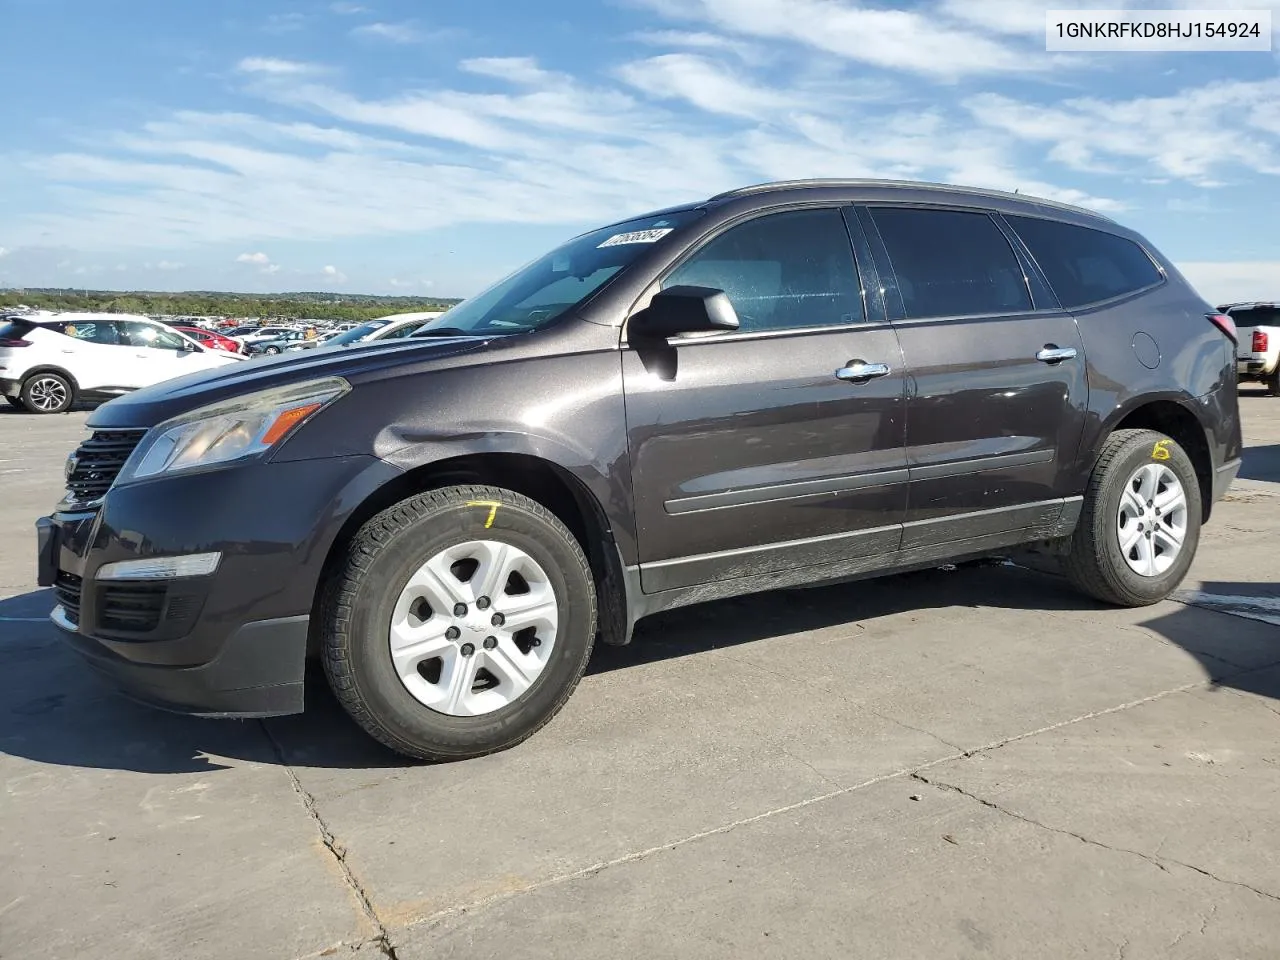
[1008, 216, 1162, 308]
[871, 208, 1032, 319]
[54, 321, 121, 345]
[662, 209, 863, 333]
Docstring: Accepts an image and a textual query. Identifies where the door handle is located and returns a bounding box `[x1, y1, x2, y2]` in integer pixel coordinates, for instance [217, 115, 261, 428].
[835, 360, 891, 382]
[1036, 345, 1078, 364]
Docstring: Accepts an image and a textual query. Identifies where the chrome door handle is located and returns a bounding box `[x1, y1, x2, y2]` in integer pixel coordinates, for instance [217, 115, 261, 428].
[1036, 346, 1077, 364]
[835, 360, 891, 382]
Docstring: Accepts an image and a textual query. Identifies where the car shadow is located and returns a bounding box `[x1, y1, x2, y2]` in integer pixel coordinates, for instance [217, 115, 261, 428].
[1239, 442, 1280, 482]
[3, 559, 1277, 774]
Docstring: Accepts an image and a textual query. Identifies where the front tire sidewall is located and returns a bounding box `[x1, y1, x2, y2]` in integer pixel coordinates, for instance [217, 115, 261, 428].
[328, 490, 595, 759]
[1091, 435, 1201, 604]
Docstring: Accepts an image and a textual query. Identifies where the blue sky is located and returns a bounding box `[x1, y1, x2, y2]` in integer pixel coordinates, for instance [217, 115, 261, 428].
[1, 0, 1278, 303]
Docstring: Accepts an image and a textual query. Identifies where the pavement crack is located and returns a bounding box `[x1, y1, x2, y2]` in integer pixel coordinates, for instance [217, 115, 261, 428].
[261, 722, 401, 960]
[912, 772, 1280, 905]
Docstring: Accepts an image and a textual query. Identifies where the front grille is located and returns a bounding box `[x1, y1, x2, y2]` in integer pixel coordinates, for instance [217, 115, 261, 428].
[54, 572, 82, 626]
[98, 583, 167, 633]
[65, 429, 147, 504]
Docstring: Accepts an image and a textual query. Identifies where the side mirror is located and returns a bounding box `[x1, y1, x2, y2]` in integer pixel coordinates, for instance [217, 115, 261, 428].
[182, 339, 198, 352]
[628, 286, 739, 339]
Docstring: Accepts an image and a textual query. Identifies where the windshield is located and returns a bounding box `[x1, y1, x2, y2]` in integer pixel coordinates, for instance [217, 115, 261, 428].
[326, 319, 391, 346]
[1231, 307, 1280, 326]
[432, 209, 703, 335]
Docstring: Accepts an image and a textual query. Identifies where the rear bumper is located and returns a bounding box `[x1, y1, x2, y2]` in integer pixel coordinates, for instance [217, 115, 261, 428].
[53, 608, 309, 717]
[1238, 359, 1270, 377]
[0, 376, 20, 399]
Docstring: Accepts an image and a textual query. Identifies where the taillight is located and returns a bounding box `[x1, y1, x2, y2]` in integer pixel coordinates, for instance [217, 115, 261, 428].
[1208, 313, 1237, 343]
[0, 338, 31, 347]
[1252, 329, 1268, 352]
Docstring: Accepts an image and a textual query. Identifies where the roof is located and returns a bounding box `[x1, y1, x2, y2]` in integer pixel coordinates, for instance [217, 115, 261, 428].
[706, 178, 1115, 223]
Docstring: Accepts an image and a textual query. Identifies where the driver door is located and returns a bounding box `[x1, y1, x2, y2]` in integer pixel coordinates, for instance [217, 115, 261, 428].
[115, 321, 195, 386]
[622, 207, 909, 593]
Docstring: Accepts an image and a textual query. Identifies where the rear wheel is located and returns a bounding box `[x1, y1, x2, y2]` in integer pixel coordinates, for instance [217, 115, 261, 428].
[1266, 367, 1280, 396]
[20, 372, 74, 414]
[1063, 429, 1201, 606]
[322, 484, 597, 760]
[263, 345, 281, 355]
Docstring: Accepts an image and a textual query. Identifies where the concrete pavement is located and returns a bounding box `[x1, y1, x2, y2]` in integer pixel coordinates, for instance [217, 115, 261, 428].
[2, 393, 1278, 959]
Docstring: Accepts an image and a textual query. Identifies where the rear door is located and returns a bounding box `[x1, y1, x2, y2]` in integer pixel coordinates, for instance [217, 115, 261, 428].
[40, 319, 125, 389]
[857, 205, 1088, 544]
[622, 206, 909, 593]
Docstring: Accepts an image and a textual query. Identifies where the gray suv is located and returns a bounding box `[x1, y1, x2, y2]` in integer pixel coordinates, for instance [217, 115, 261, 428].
[38, 179, 1242, 760]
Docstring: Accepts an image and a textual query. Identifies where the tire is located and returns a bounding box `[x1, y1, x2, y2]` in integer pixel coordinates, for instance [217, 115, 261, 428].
[322, 484, 597, 761]
[1063, 428, 1202, 606]
[20, 372, 74, 414]
[1267, 367, 1280, 397]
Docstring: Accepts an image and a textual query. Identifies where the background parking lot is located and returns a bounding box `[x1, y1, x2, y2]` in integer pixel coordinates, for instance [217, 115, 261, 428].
[2, 395, 1278, 959]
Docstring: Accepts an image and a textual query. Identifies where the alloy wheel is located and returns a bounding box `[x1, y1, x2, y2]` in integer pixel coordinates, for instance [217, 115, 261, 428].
[28, 377, 68, 412]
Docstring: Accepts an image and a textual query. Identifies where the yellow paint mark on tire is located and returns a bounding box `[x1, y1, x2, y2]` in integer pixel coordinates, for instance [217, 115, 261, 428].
[1152, 439, 1171, 461]
[466, 500, 501, 528]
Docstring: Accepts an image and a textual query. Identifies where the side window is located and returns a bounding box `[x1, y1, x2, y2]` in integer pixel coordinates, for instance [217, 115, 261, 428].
[1007, 216, 1162, 308]
[55, 321, 119, 345]
[662, 209, 863, 333]
[870, 208, 1032, 319]
[118, 322, 186, 350]
[381, 324, 418, 340]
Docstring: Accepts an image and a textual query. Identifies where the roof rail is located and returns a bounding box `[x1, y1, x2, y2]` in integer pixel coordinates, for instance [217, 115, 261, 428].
[706, 178, 1115, 222]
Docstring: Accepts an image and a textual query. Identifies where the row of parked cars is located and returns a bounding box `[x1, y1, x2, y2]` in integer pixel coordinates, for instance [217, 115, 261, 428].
[0, 310, 445, 413]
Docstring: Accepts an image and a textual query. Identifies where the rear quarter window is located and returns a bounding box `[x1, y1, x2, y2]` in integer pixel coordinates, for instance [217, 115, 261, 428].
[1007, 216, 1162, 308]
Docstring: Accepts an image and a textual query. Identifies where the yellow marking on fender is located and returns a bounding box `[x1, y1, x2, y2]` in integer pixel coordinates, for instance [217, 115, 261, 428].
[466, 500, 501, 528]
[1152, 439, 1171, 461]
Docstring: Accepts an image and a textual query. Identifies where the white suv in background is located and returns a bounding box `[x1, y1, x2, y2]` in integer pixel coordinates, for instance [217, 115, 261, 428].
[0, 312, 244, 414]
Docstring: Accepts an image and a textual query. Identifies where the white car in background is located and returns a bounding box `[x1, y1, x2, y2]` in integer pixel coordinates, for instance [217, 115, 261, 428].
[230, 325, 299, 347]
[0, 312, 244, 414]
[285, 311, 445, 352]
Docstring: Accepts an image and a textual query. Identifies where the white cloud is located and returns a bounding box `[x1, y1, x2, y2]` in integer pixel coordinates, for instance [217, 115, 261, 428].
[0, 247, 8, 258]
[1177, 261, 1280, 306]
[330, 1, 367, 12]
[616, 54, 798, 118]
[352, 21, 421, 43]
[156, 260, 183, 271]
[461, 57, 552, 86]
[263, 263, 281, 275]
[236, 251, 271, 265]
[237, 57, 319, 76]
[630, 30, 763, 61]
[322, 264, 347, 282]
[640, 0, 1050, 78]
[967, 79, 1280, 186]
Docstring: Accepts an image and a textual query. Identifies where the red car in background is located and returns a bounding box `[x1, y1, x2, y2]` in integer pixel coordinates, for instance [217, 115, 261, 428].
[174, 326, 243, 354]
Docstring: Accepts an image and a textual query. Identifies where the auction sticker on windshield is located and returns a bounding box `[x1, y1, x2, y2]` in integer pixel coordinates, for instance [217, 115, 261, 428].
[598, 228, 674, 247]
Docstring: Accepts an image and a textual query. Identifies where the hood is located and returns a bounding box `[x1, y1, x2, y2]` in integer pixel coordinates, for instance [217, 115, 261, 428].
[88, 335, 492, 429]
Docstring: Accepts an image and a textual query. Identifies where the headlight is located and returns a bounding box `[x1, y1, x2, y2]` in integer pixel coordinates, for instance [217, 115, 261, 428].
[117, 377, 349, 484]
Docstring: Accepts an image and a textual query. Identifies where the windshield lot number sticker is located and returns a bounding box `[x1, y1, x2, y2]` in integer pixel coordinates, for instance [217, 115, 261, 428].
[598, 228, 673, 248]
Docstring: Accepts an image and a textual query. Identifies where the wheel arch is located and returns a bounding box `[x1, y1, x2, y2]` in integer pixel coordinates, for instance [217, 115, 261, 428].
[1097, 397, 1214, 522]
[21, 365, 80, 392]
[313, 451, 635, 648]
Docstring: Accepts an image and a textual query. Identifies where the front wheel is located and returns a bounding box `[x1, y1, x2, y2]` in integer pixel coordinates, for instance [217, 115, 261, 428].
[263, 346, 281, 355]
[1063, 429, 1201, 606]
[321, 484, 597, 760]
[20, 372, 74, 414]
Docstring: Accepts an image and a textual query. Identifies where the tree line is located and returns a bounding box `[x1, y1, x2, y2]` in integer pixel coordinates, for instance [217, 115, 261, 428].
[1, 289, 461, 323]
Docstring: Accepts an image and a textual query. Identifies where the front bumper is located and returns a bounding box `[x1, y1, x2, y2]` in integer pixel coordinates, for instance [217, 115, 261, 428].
[40, 452, 402, 717]
[1, 376, 20, 399]
[54, 608, 309, 716]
